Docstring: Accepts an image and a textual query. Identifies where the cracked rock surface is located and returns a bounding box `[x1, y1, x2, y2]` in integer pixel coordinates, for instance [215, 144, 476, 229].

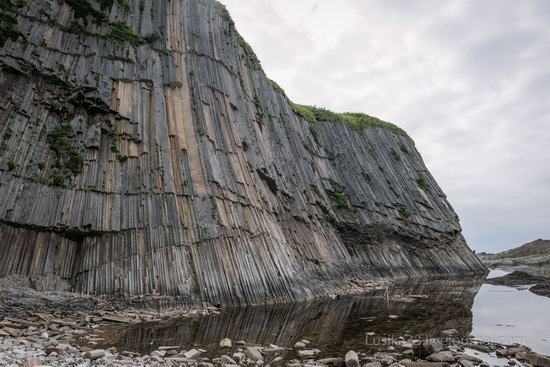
[0, 0, 486, 307]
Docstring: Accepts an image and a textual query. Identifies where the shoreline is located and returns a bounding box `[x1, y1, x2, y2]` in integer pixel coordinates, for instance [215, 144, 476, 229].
[3, 273, 550, 366]
[2, 329, 550, 367]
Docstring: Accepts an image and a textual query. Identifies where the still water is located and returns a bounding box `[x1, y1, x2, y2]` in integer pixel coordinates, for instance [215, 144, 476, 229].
[111, 269, 550, 357]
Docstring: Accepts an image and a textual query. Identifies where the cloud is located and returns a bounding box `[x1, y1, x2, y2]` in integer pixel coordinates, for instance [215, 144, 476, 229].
[220, 0, 550, 252]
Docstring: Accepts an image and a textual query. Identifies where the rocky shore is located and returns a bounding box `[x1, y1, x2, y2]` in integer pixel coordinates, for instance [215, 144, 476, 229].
[478, 240, 550, 269]
[485, 271, 550, 298]
[2, 277, 550, 367]
[2, 329, 550, 367]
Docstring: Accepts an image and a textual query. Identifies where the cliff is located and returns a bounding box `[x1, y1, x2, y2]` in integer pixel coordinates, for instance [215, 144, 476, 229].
[0, 0, 486, 306]
[479, 239, 550, 268]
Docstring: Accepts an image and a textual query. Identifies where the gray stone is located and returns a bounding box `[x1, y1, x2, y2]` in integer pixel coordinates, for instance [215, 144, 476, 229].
[457, 353, 483, 364]
[233, 352, 246, 362]
[440, 329, 458, 337]
[220, 338, 232, 348]
[245, 347, 263, 361]
[426, 352, 455, 363]
[221, 355, 237, 365]
[83, 349, 105, 360]
[413, 339, 444, 358]
[345, 350, 360, 367]
[525, 352, 550, 367]
[299, 349, 321, 358]
[184, 349, 202, 359]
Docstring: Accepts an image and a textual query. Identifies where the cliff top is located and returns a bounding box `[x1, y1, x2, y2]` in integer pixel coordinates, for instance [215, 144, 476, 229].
[488, 239, 550, 259]
[495, 239, 550, 258]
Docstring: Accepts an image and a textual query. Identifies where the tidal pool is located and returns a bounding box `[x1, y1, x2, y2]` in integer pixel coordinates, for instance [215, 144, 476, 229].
[109, 270, 550, 357]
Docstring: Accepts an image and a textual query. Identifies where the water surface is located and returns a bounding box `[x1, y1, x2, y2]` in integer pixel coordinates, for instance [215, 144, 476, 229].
[110, 270, 550, 357]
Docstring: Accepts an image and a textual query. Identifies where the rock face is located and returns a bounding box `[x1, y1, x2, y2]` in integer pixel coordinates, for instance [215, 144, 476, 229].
[478, 239, 550, 268]
[0, 0, 486, 306]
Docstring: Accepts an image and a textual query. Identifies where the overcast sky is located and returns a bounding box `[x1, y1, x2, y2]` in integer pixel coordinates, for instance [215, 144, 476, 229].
[220, 0, 550, 253]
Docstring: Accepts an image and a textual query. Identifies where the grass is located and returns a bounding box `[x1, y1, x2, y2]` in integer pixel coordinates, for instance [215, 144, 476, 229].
[253, 94, 264, 123]
[309, 123, 319, 143]
[47, 124, 84, 176]
[108, 20, 144, 47]
[325, 179, 351, 210]
[416, 174, 430, 191]
[397, 204, 410, 221]
[51, 168, 65, 186]
[64, 0, 108, 24]
[0, 0, 25, 47]
[390, 148, 401, 161]
[3, 128, 13, 141]
[268, 79, 286, 96]
[290, 103, 410, 139]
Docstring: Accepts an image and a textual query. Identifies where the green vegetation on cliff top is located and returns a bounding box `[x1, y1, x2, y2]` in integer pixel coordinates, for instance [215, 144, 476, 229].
[290, 103, 409, 138]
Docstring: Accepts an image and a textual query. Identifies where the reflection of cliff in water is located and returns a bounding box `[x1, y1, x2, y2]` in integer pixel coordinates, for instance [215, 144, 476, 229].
[115, 279, 483, 355]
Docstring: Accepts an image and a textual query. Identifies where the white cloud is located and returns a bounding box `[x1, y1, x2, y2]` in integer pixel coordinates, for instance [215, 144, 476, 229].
[221, 0, 550, 252]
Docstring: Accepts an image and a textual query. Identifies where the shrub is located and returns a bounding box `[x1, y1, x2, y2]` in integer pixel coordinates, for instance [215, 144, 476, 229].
[309, 123, 319, 143]
[290, 103, 316, 123]
[51, 168, 65, 186]
[416, 174, 430, 191]
[108, 20, 144, 47]
[289, 103, 410, 140]
[390, 148, 401, 161]
[0, 0, 24, 47]
[397, 204, 410, 220]
[47, 124, 84, 175]
[7, 160, 15, 171]
[65, 0, 107, 23]
[3, 128, 13, 141]
[325, 180, 351, 210]
[268, 78, 286, 96]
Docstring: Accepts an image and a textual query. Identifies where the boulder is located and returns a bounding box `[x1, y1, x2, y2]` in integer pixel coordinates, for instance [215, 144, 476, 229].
[402, 363, 448, 367]
[184, 349, 202, 359]
[440, 329, 458, 337]
[427, 352, 455, 363]
[22, 358, 42, 367]
[299, 349, 321, 358]
[220, 338, 232, 348]
[245, 346, 263, 361]
[459, 360, 474, 367]
[83, 349, 106, 360]
[413, 339, 443, 358]
[525, 352, 550, 367]
[345, 350, 360, 367]
[221, 355, 237, 365]
[233, 352, 246, 362]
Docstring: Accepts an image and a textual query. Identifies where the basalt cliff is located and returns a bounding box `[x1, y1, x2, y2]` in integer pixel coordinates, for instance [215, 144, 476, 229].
[0, 0, 486, 306]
